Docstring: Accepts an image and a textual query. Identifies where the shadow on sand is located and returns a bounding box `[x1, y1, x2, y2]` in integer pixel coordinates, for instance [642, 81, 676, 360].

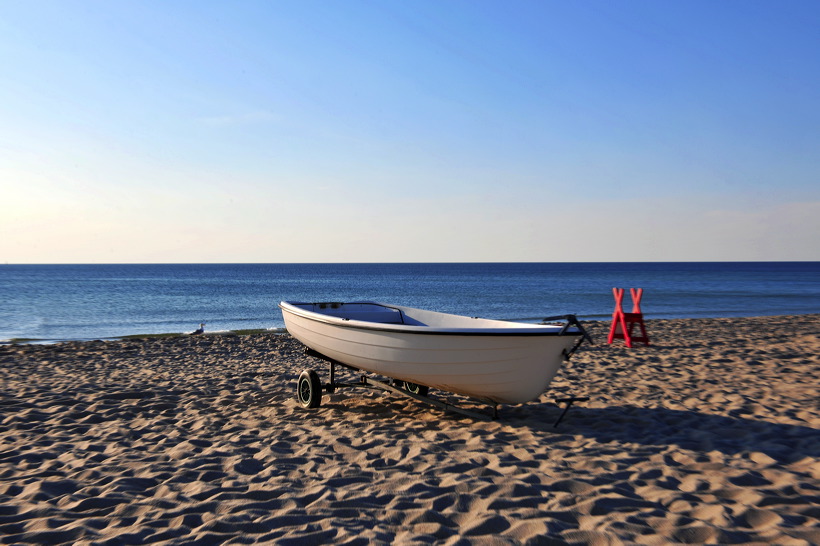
[502, 402, 819, 464]
[313, 385, 817, 465]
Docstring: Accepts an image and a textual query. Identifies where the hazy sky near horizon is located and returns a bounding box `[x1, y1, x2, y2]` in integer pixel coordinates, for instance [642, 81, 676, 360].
[1, 0, 818, 263]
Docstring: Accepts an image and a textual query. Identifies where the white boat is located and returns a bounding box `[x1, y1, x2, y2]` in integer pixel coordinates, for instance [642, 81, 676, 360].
[279, 301, 589, 408]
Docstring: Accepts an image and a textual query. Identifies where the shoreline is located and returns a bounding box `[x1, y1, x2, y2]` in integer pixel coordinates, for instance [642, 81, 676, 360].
[4, 312, 819, 346]
[1, 327, 290, 346]
[1, 315, 818, 543]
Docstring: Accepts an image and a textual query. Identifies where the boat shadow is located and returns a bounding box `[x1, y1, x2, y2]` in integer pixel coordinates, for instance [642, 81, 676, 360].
[314, 384, 817, 465]
[503, 402, 819, 464]
[323, 390, 815, 463]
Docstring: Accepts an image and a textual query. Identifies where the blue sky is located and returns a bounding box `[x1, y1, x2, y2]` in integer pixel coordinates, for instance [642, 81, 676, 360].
[1, 0, 818, 263]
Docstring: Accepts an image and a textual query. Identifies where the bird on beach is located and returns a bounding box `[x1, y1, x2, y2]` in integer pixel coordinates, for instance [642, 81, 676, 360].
[191, 323, 205, 335]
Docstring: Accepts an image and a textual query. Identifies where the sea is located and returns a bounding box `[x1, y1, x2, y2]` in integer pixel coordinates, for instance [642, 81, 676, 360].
[1, 262, 818, 343]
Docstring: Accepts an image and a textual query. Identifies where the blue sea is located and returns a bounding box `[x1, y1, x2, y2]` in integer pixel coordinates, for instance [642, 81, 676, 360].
[1, 262, 818, 343]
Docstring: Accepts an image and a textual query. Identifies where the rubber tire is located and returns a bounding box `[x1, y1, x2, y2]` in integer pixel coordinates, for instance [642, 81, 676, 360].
[297, 370, 322, 408]
[403, 381, 429, 397]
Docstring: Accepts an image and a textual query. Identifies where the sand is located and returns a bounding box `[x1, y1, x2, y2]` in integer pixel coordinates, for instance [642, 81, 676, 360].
[1, 314, 818, 545]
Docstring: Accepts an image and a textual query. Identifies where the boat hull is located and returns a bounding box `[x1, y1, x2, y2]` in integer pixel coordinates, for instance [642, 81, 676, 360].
[280, 302, 582, 404]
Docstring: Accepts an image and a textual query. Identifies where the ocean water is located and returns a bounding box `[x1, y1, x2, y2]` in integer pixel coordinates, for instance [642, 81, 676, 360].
[1, 262, 818, 343]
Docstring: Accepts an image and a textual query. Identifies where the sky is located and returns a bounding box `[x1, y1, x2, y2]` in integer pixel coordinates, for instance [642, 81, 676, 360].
[1, 0, 818, 263]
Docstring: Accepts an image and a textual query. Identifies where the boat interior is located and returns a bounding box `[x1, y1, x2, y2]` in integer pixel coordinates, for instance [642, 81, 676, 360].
[298, 302, 427, 326]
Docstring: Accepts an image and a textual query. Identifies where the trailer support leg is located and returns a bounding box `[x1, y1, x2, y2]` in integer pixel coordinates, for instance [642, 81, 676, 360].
[553, 396, 589, 427]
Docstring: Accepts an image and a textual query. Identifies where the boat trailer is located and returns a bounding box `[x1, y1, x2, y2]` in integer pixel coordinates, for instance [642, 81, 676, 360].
[299, 348, 501, 421]
[295, 315, 592, 424]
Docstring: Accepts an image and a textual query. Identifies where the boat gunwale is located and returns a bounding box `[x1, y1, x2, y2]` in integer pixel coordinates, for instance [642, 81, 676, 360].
[279, 301, 581, 337]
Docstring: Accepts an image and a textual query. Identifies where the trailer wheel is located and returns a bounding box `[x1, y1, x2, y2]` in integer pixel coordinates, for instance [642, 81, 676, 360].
[297, 370, 322, 408]
[403, 381, 429, 397]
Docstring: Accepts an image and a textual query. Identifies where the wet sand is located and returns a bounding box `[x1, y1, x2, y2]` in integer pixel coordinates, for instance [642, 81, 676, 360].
[1, 315, 818, 544]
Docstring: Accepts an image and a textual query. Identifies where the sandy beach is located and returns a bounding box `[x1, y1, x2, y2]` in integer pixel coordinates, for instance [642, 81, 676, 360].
[1, 314, 818, 544]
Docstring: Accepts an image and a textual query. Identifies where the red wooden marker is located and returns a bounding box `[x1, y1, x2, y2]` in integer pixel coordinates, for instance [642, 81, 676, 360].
[607, 287, 650, 348]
